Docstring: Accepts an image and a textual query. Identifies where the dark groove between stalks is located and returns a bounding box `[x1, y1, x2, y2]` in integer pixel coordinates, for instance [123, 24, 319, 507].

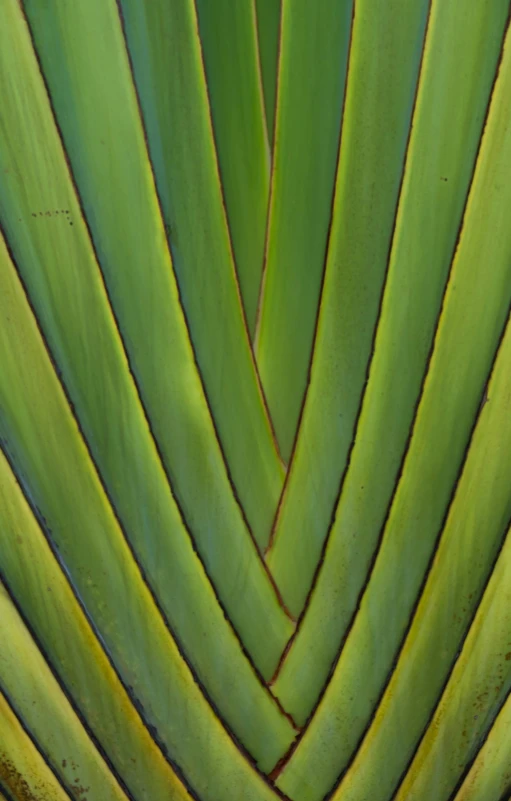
[497, 781, 511, 801]
[21, 0, 290, 728]
[0, 779, 18, 801]
[0, 684, 76, 801]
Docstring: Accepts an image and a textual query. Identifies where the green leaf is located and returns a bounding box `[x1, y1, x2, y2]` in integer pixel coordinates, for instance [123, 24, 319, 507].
[331, 262, 511, 801]
[266, 0, 431, 615]
[0, 262, 279, 800]
[0, 436, 213, 801]
[0, 587, 130, 801]
[0, 196, 292, 784]
[0, 690, 86, 801]
[1, 2, 509, 799]
[117, 0, 284, 545]
[195, 0, 270, 335]
[254, 0, 353, 460]
[0, 784, 14, 801]
[275, 18, 511, 798]
[254, 0, 280, 138]
[453, 691, 511, 801]
[270, 0, 510, 723]
[4, 0, 293, 692]
[394, 523, 511, 801]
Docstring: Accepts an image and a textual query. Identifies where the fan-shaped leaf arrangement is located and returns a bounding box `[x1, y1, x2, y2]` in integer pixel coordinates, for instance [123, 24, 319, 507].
[0, 2, 510, 800]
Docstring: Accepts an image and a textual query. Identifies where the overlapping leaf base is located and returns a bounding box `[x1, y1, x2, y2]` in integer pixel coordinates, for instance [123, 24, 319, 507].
[0, 1, 510, 800]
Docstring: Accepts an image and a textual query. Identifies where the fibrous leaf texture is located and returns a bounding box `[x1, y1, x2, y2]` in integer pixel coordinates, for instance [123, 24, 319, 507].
[0, 2, 510, 801]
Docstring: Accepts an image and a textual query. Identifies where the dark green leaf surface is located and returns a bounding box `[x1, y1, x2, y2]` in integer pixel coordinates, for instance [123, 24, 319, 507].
[266, 0, 431, 613]
[255, 0, 353, 460]
[0, 421, 215, 801]
[195, 0, 270, 333]
[254, 0, 280, 138]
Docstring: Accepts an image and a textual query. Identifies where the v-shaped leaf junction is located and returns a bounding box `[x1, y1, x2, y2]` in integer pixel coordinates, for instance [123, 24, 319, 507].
[0, 2, 510, 801]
